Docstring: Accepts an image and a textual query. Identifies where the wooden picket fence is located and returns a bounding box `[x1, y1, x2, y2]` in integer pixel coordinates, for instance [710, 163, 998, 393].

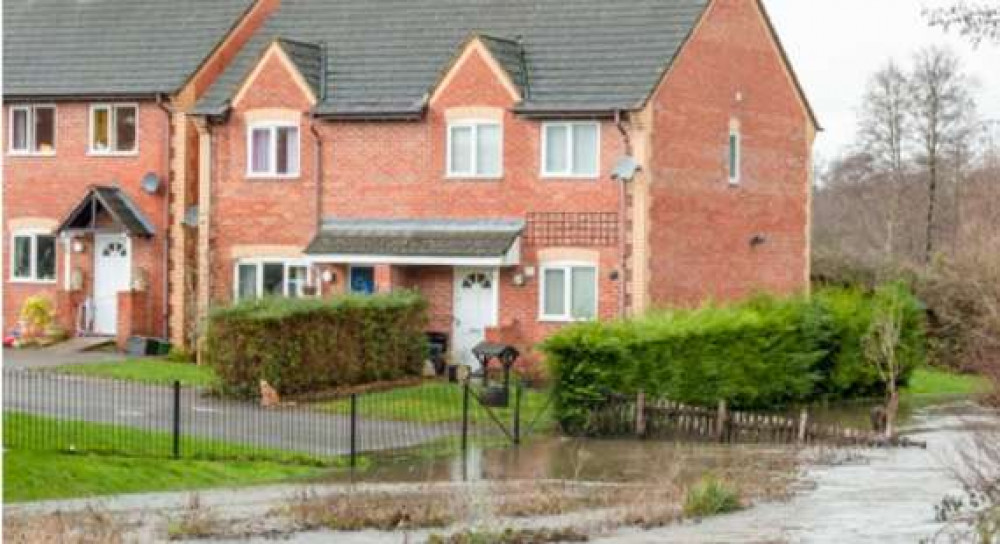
[589, 392, 926, 449]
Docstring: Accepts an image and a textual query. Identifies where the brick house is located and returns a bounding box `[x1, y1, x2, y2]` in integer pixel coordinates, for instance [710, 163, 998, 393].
[2, 0, 277, 347]
[186, 0, 818, 368]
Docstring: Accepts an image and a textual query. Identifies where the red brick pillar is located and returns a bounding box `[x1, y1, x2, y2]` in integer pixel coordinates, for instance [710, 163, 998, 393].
[374, 264, 394, 293]
[55, 290, 84, 333]
[116, 291, 150, 350]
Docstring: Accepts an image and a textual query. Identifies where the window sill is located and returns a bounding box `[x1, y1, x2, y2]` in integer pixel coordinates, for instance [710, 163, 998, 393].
[8, 151, 56, 158]
[444, 175, 504, 182]
[245, 173, 301, 181]
[538, 316, 594, 324]
[87, 150, 139, 158]
[9, 278, 58, 285]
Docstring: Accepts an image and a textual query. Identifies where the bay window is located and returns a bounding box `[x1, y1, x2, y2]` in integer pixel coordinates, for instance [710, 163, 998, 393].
[11, 232, 56, 282]
[539, 263, 598, 321]
[9, 105, 56, 155]
[235, 260, 311, 300]
[90, 104, 137, 154]
[247, 122, 300, 178]
[542, 122, 599, 178]
[447, 121, 502, 178]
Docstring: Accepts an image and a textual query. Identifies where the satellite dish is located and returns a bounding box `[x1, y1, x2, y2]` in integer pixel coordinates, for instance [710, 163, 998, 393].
[141, 172, 161, 194]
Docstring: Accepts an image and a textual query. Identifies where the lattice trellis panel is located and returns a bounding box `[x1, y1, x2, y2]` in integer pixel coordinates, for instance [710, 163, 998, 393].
[525, 212, 620, 247]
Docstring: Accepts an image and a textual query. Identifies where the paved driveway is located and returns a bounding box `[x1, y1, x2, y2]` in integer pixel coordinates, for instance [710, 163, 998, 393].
[3, 339, 124, 370]
[3, 369, 462, 456]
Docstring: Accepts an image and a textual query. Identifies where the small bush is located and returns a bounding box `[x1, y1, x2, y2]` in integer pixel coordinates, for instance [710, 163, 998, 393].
[544, 286, 926, 432]
[204, 292, 428, 398]
[683, 477, 742, 518]
[19, 295, 55, 338]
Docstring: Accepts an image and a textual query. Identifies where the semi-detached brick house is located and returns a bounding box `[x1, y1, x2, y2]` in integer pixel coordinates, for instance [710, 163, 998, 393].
[190, 0, 819, 368]
[4, 0, 818, 370]
[2, 0, 277, 348]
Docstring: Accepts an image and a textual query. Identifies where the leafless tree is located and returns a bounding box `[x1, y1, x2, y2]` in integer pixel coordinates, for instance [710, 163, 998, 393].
[927, 1, 1000, 45]
[863, 288, 906, 438]
[857, 61, 911, 257]
[907, 46, 977, 263]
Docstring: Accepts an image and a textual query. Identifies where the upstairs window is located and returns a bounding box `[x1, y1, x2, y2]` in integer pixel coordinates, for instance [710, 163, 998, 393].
[90, 104, 137, 154]
[11, 232, 56, 282]
[247, 122, 300, 178]
[542, 122, 599, 178]
[9, 105, 56, 155]
[539, 263, 597, 322]
[728, 129, 741, 185]
[447, 121, 502, 178]
[235, 260, 310, 300]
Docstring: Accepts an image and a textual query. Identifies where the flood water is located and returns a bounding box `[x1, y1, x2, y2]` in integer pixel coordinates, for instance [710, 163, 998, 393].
[331, 398, 1000, 543]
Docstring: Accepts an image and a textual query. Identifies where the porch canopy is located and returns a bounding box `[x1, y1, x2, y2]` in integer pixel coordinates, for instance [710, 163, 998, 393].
[304, 218, 524, 266]
[56, 186, 155, 237]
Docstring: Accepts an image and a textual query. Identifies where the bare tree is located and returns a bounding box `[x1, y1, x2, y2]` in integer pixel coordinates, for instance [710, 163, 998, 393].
[907, 46, 977, 263]
[857, 61, 911, 257]
[927, 1, 1000, 45]
[863, 287, 906, 438]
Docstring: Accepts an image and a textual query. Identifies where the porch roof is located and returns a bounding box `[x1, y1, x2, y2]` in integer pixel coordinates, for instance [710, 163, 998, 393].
[55, 186, 155, 237]
[305, 218, 524, 265]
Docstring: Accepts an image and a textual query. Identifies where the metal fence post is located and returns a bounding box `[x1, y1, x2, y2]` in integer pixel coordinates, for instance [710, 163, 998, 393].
[172, 380, 181, 459]
[513, 380, 522, 445]
[461, 379, 470, 455]
[349, 393, 358, 469]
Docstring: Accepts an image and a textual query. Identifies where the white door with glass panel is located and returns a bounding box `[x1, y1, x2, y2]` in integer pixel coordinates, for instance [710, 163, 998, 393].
[453, 268, 498, 370]
[94, 234, 131, 335]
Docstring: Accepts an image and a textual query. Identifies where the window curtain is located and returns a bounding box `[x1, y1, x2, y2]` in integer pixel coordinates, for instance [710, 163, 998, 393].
[251, 128, 271, 173]
[476, 124, 501, 176]
[10, 109, 28, 151]
[543, 268, 566, 316]
[570, 267, 597, 319]
[237, 264, 258, 300]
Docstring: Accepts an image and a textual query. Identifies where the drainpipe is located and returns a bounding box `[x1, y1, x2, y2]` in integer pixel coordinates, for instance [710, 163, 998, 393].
[155, 93, 173, 339]
[614, 110, 632, 319]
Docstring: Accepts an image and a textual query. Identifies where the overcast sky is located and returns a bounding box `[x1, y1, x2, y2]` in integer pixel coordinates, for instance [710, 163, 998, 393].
[765, 0, 1000, 161]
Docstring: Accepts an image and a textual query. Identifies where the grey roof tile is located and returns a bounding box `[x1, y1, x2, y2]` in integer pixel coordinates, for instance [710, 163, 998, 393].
[57, 186, 155, 237]
[306, 218, 525, 258]
[196, 0, 710, 116]
[4, 0, 255, 97]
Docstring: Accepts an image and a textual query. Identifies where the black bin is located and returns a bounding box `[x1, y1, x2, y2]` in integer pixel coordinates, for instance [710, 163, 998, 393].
[426, 332, 449, 375]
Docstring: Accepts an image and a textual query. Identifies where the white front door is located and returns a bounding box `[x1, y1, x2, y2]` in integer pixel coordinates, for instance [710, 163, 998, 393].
[453, 267, 498, 370]
[93, 234, 131, 335]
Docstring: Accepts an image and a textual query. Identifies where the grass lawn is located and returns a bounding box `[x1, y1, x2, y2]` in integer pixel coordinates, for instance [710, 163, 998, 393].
[4, 412, 346, 466]
[3, 412, 351, 503]
[317, 381, 554, 428]
[4, 450, 323, 503]
[903, 366, 993, 398]
[51, 358, 219, 388]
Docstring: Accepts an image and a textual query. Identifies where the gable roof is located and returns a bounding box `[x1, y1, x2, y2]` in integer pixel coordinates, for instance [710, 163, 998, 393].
[276, 38, 325, 101]
[477, 35, 530, 98]
[194, 0, 711, 117]
[56, 186, 156, 237]
[3, 0, 256, 98]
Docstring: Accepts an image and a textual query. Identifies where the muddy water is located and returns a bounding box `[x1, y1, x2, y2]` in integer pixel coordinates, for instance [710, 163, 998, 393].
[603, 402, 1000, 543]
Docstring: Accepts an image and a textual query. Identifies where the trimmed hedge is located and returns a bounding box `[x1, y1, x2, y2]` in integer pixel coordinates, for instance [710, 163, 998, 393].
[543, 285, 926, 432]
[204, 292, 428, 398]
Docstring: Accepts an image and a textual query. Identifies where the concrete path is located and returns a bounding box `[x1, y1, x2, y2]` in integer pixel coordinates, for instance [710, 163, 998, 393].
[3, 338, 123, 369]
[3, 370, 460, 455]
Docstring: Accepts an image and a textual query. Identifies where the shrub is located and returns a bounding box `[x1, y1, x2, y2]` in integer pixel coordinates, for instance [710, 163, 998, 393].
[543, 287, 926, 432]
[204, 292, 428, 398]
[19, 295, 55, 339]
[683, 477, 742, 518]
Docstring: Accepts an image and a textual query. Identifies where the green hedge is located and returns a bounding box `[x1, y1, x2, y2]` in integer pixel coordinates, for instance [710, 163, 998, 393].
[543, 285, 926, 432]
[204, 292, 428, 398]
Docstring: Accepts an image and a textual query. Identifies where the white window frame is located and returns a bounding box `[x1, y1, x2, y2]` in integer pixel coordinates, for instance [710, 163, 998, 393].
[538, 261, 599, 323]
[446, 120, 503, 179]
[540, 121, 600, 179]
[88, 103, 139, 156]
[8, 104, 57, 156]
[245, 121, 301, 179]
[728, 128, 741, 185]
[233, 259, 313, 300]
[10, 230, 58, 284]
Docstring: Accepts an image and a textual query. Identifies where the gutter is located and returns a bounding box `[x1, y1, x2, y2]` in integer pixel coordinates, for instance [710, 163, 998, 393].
[614, 110, 630, 320]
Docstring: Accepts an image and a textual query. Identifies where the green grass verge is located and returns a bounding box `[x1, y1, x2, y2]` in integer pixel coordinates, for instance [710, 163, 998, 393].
[4, 412, 347, 467]
[316, 382, 553, 428]
[3, 450, 324, 503]
[902, 367, 993, 398]
[50, 358, 219, 388]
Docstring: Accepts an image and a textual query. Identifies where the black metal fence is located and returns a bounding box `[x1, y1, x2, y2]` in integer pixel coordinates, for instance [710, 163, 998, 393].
[2, 369, 554, 466]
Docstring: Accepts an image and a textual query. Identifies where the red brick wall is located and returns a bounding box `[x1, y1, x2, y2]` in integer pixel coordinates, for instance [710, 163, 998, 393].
[2, 101, 170, 336]
[207, 44, 626, 351]
[646, 0, 811, 307]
